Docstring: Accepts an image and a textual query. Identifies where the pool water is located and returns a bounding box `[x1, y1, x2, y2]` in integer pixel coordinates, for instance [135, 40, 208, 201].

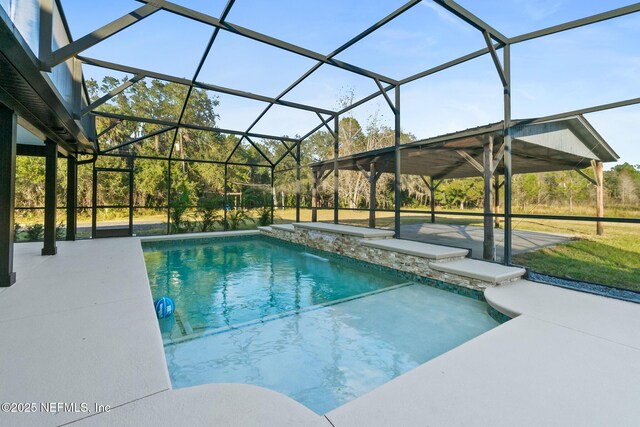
[144, 238, 402, 340]
[144, 237, 499, 414]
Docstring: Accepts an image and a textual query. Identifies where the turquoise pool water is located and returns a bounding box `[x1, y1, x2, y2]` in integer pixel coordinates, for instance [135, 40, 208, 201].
[144, 237, 402, 340]
[144, 237, 499, 414]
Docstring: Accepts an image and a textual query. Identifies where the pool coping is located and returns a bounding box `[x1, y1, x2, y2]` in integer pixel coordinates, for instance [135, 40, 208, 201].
[292, 222, 395, 238]
[429, 258, 526, 284]
[361, 238, 469, 260]
[140, 229, 260, 243]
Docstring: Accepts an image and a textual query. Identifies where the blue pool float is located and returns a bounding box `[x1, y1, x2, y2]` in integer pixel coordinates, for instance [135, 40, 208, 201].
[154, 297, 175, 319]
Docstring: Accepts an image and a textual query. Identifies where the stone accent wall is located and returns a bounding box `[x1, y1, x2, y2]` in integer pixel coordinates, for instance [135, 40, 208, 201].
[267, 228, 295, 242]
[263, 227, 495, 292]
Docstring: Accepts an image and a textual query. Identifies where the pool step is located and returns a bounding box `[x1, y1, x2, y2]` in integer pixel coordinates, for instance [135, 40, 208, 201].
[361, 239, 468, 260]
[166, 282, 417, 346]
[271, 224, 295, 232]
[258, 224, 296, 233]
[430, 258, 526, 285]
[293, 222, 394, 238]
[260, 222, 522, 290]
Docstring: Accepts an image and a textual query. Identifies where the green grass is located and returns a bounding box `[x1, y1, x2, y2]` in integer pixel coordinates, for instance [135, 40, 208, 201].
[16, 207, 640, 292]
[512, 223, 640, 292]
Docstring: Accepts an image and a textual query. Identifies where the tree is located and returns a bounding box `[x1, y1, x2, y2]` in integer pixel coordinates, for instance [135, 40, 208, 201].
[609, 163, 640, 206]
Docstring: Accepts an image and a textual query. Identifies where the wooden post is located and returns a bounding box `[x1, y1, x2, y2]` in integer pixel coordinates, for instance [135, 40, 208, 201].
[483, 136, 495, 260]
[271, 183, 276, 210]
[595, 161, 604, 235]
[42, 139, 58, 255]
[311, 169, 318, 222]
[429, 177, 435, 224]
[369, 162, 376, 228]
[0, 104, 17, 286]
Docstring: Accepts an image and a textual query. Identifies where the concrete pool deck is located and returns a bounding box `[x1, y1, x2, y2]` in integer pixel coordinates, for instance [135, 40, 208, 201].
[328, 282, 640, 426]
[1, 230, 639, 426]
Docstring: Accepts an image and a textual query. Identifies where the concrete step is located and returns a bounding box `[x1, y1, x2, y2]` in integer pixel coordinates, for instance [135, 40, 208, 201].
[430, 258, 525, 284]
[361, 239, 468, 260]
[271, 224, 295, 232]
[293, 222, 394, 238]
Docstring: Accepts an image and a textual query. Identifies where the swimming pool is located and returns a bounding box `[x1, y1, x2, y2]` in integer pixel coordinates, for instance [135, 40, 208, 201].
[144, 236, 499, 414]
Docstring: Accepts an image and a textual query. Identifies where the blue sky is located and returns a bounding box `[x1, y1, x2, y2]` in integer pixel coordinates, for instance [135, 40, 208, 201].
[60, 0, 640, 166]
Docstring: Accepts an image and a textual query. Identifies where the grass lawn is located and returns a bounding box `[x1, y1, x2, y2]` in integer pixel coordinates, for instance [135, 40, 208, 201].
[512, 222, 640, 292]
[16, 207, 640, 292]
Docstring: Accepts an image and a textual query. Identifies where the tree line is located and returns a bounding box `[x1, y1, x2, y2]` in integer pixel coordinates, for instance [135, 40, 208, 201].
[14, 77, 640, 223]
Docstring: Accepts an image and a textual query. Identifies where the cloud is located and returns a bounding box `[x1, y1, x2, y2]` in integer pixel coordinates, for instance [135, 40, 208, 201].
[515, 0, 563, 22]
[421, 1, 474, 31]
[372, 28, 438, 57]
[251, 105, 319, 137]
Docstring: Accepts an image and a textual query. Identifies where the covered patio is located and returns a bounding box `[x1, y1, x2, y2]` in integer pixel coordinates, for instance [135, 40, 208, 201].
[309, 115, 618, 259]
[400, 223, 573, 260]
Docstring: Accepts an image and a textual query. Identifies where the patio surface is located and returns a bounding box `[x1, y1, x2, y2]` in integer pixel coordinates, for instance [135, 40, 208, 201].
[1, 231, 639, 426]
[400, 223, 573, 259]
[328, 279, 640, 426]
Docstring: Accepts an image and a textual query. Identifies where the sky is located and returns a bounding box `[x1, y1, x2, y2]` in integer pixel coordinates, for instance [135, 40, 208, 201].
[56, 0, 640, 167]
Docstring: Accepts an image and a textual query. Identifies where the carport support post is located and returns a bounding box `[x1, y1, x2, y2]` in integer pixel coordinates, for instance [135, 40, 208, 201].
[483, 136, 495, 260]
[0, 104, 17, 286]
[369, 162, 376, 228]
[42, 139, 57, 256]
[333, 116, 339, 224]
[311, 169, 318, 222]
[65, 155, 77, 241]
[595, 161, 604, 235]
[430, 177, 435, 224]
[394, 85, 401, 238]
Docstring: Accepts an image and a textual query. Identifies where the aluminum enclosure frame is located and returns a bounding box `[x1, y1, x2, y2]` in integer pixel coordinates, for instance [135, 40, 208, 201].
[6, 0, 640, 267]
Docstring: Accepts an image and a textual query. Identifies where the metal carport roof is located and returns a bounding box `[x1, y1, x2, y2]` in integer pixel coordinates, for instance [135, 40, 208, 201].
[310, 115, 619, 179]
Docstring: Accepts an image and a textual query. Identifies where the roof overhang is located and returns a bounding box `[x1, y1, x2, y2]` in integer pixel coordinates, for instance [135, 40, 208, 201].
[0, 6, 95, 154]
[310, 116, 619, 179]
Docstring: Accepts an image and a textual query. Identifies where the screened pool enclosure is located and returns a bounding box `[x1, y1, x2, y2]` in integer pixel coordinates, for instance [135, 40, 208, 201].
[1, 0, 639, 290]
